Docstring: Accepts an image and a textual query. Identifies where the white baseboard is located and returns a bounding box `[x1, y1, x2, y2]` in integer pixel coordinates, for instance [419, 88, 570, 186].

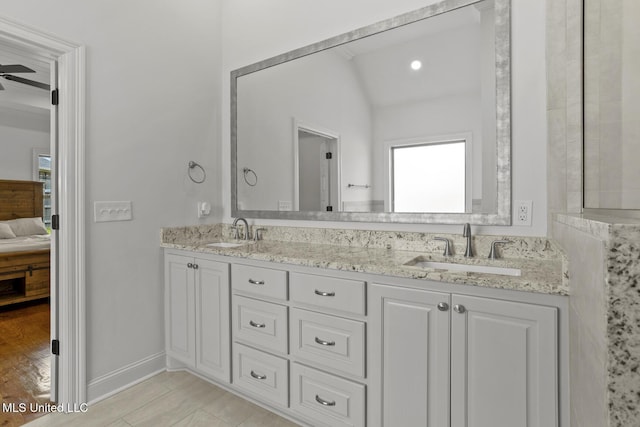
[87, 351, 166, 404]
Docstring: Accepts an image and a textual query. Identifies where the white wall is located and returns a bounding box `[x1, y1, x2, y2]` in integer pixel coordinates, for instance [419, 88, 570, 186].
[222, 0, 548, 236]
[0, 0, 222, 397]
[0, 122, 49, 180]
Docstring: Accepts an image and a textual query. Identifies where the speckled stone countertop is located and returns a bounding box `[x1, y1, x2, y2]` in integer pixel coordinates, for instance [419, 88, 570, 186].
[556, 213, 640, 426]
[161, 224, 568, 296]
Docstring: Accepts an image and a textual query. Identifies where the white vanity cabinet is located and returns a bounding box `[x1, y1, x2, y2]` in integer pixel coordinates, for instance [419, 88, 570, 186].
[164, 248, 566, 427]
[164, 251, 231, 383]
[369, 283, 559, 427]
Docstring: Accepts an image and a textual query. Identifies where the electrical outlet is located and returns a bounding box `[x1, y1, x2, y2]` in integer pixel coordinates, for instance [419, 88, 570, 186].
[514, 200, 532, 226]
[197, 201, 211, 218]
[278, 200, 292, 211]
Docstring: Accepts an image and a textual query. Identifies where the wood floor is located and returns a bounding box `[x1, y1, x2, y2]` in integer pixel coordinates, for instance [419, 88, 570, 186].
[23, 370, 300, 427]
[0, 301, 51, 427]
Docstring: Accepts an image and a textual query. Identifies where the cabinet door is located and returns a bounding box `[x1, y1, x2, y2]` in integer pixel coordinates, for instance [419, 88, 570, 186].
[369, 284, 451, 427]
[195, 258, 231, 383]
[165, 253, 196, 366]
[451, 295, 558, 427]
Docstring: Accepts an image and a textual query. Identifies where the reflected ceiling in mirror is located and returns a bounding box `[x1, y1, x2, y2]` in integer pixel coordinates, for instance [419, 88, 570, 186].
[232, 0, 511, 224]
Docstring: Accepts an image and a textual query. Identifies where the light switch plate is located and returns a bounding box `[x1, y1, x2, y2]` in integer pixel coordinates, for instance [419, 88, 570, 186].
[94, 201, 133, 222]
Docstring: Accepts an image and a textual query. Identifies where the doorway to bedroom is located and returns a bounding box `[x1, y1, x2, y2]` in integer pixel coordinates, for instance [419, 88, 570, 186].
[0, 46, 54, 425]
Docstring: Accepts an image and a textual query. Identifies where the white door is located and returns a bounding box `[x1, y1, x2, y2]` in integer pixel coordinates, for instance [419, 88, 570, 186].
[195, 258, 231, 382]
[164, 253, 196, 366]
[369, 284, 451, 427]
[450, 295, 558, 427]
[319, 139, 339, 211]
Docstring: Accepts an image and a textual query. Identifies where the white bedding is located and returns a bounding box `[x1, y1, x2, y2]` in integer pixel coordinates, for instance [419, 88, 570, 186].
[0, 234, 51, 253]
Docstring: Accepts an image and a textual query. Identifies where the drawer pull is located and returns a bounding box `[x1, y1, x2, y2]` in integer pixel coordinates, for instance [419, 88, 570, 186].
[314, 337, 336, 347]
[250, 370, 267, 380]
[314, 289, 335, 297]
[248, 278, 265, 285]
[249, 320, 266, 329]
[315, 394, 336, 407]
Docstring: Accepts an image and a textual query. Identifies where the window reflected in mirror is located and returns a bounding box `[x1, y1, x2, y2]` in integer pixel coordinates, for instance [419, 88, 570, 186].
[390, 139, 467, 213]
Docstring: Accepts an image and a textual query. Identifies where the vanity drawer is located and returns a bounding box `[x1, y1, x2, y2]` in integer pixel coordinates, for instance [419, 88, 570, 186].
[233, 343, 289, 408]
[290, 363, 365, 427]
[232, 264, 288, 301]
[290, 308, 365, 378]
[290, 272, 365, 315]
[233, 295, 288, 354]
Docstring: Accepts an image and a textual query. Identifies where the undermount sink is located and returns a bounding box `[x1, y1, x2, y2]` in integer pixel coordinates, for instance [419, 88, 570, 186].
[404, 257, 522, 277]
[206, 241, 253, 248]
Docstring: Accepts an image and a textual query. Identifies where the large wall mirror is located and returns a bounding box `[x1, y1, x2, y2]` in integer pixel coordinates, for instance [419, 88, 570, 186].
[232, 0, 511, 224]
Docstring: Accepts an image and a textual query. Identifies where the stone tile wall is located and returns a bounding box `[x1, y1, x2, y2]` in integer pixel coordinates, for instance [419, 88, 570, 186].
[554, 214, 640, 427]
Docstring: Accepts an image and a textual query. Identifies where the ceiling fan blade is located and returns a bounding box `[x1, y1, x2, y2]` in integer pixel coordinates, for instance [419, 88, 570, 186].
[1, 74, 50, 91]
[0, 64, 36, 74]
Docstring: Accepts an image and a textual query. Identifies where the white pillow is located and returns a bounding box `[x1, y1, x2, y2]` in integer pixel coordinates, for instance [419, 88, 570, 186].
[6, 217, 49, 236]
[0, 222, 17, 239]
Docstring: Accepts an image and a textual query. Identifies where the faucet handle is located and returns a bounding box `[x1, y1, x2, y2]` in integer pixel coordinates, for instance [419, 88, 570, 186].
[232, 225, 240, 240]
[253, 228, 266, 241]
[432, 237, 452, 256]
[488, 240, 510, 260]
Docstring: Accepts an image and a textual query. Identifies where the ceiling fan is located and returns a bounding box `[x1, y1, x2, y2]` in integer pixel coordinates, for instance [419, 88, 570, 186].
[0, 63, 50, 91]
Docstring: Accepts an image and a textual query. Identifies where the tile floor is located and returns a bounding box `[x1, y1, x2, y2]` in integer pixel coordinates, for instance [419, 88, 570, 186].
[23, 371, 300, 427]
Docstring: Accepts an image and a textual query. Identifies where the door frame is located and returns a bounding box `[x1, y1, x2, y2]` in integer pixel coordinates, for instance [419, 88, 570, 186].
[0, 16, 86, 405]
[292, 118, 342, 211]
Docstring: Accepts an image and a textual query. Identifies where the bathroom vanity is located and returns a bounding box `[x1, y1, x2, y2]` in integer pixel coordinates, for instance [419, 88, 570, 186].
[163, 0, 569, 422]
[162, 225, 569, 427]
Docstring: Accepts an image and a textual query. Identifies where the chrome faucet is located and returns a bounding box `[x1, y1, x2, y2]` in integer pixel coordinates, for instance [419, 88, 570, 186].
[463, 223, 474, 257]
[232, 217, 250, 240]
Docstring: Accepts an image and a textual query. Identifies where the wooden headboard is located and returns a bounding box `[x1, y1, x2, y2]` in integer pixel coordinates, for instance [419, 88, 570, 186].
[0, 180, 44, 221]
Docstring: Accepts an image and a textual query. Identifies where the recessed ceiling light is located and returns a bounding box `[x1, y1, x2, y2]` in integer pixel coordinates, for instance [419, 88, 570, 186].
[410, 60, 422, 71]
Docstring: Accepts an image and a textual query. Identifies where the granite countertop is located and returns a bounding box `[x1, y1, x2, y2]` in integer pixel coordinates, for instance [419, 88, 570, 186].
[161, 237, 568, 296]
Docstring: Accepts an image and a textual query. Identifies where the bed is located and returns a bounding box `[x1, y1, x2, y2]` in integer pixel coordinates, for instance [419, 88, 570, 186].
[0, 179, 50, 307]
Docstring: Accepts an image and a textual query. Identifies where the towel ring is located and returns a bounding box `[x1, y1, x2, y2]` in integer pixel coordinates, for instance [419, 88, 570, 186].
[243, 167, 258, 186]
[188, 161, 206, 184]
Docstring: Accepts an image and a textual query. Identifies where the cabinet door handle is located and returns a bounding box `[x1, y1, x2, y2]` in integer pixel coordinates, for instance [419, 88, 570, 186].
[314, 289, 335, 297]
[437, 302, 449, 311]
[315, 394, 336, 407]
[248, 278, 265, 285]
[314, 337, 336, 346]
[453, 304, 466, 314]
[250, 370, 267, 380]
[249, 320, 266, 329]
[193, 264, 198, 270]
[187, 263, 193, 268]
